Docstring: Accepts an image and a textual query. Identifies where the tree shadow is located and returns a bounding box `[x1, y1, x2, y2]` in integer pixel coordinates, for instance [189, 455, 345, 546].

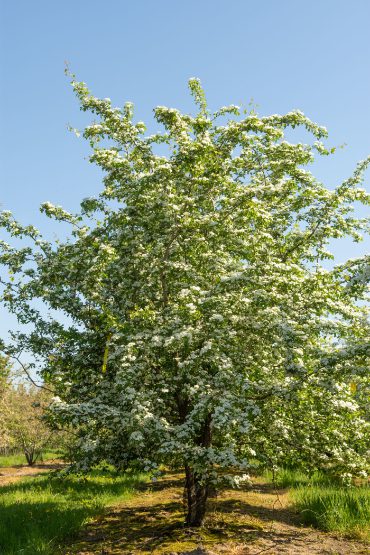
[149, 473, 185, 491]
[67, 494, 266, 554]
[58, 475, 303, 554]
[0, 500, 101, 554]
[70, 498, 191, 553]
[0, 470, 148, 554]
[247, 481, 290, 494]
[214, 496, 300, 527]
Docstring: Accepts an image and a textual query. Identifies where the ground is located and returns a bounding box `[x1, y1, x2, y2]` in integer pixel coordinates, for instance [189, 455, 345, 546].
[0, 459, 65, 486]
[60, 474, 369, 555]
[0, 466, 368, 554]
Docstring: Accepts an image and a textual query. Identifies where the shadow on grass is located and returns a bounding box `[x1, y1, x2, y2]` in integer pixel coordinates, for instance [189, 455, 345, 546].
[34, 474, 368, 555]
[0, 471, 146, 555]
[64, 483, 267, 554]
[0, 500, 99, 555]
[67, 500, 259, 554]
[149, 473, 185, 492]
[214, 496, 300, 527]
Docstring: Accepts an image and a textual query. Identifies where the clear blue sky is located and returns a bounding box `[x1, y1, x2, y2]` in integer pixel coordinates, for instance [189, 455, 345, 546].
[0, 0, 369, 341]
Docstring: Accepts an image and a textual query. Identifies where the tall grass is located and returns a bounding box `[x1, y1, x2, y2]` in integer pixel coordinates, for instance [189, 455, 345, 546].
[263, 467, 370, 540]
[292, 485, 370, 540]
[0, 469, 147, 555]
[263, 467, 338, 489]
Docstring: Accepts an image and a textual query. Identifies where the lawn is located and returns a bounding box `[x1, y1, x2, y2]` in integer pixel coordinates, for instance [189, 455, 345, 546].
[0, 466, 368, 555]
[0, 450, 61, 468]
[0, 469, 147, 555]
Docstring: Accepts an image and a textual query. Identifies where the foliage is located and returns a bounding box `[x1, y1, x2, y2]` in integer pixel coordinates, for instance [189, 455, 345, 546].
[0, 354, 10, 381]
[0, 381, 53, 465]
[0, 469, 146, 555]
[0, 75, 369, 524]
[0, 355, 12, 449]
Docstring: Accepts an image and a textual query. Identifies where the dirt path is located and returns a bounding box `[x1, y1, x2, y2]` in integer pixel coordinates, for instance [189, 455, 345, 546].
[0, 460, 65, 486]
[63, 474, 369, 555]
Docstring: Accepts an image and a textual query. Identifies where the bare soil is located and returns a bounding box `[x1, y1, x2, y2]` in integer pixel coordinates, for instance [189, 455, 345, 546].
[62, 474, 369, 555]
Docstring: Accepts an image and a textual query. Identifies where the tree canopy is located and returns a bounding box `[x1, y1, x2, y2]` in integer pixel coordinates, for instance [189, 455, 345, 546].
[0, 77, 369, 525]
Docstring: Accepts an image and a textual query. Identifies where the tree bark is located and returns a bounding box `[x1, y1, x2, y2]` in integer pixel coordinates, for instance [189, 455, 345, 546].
[184, 413, 212, 527]
[25, 449, 35, 466]
[184, 465, 209, 527]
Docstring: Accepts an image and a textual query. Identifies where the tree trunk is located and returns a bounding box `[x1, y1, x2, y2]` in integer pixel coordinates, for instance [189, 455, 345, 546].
[181, 411, 213, 527]
[185, 465, 209, 527]
[25, 450, 35, 466]
[24, 445, 37, 466]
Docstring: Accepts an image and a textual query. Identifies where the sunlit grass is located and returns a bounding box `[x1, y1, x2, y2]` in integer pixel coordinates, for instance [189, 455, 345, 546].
[263, 467, 369, 540]
[1, 464, 368, 554]
[0, 469, 147, 555]
[292, 485, 370, 541]
[262, 467, 339, 489]
[0, 450, 61, 468]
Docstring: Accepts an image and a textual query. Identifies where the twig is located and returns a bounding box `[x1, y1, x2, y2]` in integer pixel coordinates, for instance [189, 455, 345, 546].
[9, 353, 55, 394]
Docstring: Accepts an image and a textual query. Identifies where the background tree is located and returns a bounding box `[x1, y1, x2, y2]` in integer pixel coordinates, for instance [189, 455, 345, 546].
[0, 355, 12, 454]
[0, 354, 10, 395]
[0, 76, 369, 525]
[0, 377, 53, 465]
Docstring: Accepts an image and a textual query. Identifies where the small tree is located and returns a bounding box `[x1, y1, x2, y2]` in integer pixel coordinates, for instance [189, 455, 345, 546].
[0, 382, 52, 465]
[1, 77, 369, 524]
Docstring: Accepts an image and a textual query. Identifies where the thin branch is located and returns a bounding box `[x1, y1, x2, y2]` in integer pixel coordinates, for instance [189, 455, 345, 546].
[9, 354, 55, 394]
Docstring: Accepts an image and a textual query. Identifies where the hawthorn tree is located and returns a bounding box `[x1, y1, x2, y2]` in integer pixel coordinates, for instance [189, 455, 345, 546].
[0, 77, 369, 525]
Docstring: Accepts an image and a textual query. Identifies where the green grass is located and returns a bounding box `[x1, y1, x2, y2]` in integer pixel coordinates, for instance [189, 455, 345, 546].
[0, 469, 147, 555]
[0, 450, 61, 468]
[263, 467, 369, 540]
[292, 485, 370, 540]
[263, 467, 338, 489]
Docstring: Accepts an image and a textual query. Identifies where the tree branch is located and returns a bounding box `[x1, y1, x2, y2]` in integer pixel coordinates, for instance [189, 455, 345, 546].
[9, 354, 55, 394]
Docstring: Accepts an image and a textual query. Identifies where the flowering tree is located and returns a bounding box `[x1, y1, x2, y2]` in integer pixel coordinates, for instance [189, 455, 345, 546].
[0, 76, 369, 525]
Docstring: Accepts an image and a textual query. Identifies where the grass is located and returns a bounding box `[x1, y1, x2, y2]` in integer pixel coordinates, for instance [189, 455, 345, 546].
[1, 463, 368, 554]
[262, 467, 339, 489]
[0, 469, 147, 555]
[292, 485, 370, 541]
[0, 450, 61, 467]
[263, 467, 370, 541]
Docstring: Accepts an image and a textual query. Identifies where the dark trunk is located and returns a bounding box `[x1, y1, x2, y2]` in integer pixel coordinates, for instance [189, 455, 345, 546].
[208, 483, 218, 498]
[25, 450, 35, 466]
[184, 465, 209, 527]
[184, 413, 213, 527]
[24, 446, 38, 466]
